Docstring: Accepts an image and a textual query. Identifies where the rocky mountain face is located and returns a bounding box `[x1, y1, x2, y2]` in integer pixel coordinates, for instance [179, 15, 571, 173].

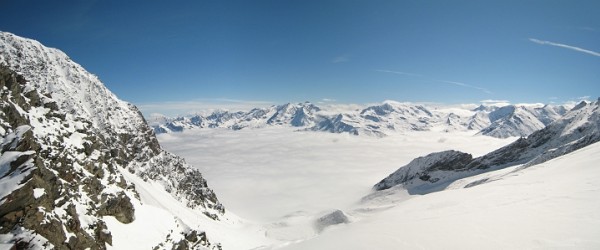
[0, 32, 223, 249]
[374, 99, 600, 193]
[153, 101, 569, 139]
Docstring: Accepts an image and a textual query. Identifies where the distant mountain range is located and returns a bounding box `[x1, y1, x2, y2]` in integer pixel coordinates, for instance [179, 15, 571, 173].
[150, 101, 570, 138]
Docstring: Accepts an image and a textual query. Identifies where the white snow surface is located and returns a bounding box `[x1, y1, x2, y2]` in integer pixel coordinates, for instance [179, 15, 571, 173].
[32, 188, 44, 199]
[105, 167, 273, 250]
[279, 141, 600, 250]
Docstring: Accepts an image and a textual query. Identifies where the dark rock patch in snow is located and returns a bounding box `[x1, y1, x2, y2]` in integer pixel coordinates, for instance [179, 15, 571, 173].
[314, 209, 350, 232]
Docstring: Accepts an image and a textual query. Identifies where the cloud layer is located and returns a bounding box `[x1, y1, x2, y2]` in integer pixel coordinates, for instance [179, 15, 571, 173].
[158, 128, 513, 221]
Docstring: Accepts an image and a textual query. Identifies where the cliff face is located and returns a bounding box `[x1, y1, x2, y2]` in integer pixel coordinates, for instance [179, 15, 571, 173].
[0, 32, 223, 249]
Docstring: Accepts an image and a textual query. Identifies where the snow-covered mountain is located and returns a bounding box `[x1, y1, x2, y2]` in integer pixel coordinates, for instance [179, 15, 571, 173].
[152, 102, 321, 133]
[478, 104, 567, 138]
[308, 101, 436, 136]
[374, 98, 600, 193]
[0, 32, 224, 249]
[152, 101, 569, 139]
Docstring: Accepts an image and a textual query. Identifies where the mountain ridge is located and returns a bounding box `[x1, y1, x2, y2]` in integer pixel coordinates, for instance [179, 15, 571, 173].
[151, 101, 572, 139]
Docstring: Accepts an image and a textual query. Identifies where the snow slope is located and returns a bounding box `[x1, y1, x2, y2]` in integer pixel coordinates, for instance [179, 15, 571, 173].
[104, 168, 274, 250]
[278, 141, 600, 249]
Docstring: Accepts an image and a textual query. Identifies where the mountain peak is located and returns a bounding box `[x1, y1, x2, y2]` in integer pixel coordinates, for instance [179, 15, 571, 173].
[571, 100, 589, 111]
[0, 31, 223, 249]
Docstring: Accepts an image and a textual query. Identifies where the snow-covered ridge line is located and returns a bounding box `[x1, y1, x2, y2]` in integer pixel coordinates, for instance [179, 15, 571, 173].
[374, 97, 600, 194]
[0, 31, 224, 249]
[150, 100, 571, 138]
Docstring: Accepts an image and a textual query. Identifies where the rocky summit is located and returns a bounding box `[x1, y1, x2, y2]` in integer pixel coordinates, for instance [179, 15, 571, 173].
[0, 32, 223, 249]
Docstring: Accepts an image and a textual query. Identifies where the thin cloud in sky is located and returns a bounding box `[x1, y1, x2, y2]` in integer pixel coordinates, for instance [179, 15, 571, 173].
[480, 99, 511, 107]
[529, 38, 600, 57]
[318, 98, 339, 106]
[377, 69, 492, 94]
[577, 96, 591, 101]
[332, 55, 350, 63]
[578, 27, 596, 32]
[375, 69, 422, 77]
[211, 98, 274, 104]
[438, 80, 492, 94]
[481, 99, 510, 104]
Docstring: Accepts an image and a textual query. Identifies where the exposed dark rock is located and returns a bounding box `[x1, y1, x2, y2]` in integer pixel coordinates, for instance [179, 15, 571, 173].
[154, 229, 216, 250]
[95, 220, 112, 246]
[315, 209, 349, 232]
[97, 193, 135, 224]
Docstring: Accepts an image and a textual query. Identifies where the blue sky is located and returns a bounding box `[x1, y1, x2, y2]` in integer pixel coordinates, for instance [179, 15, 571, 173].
[1, 0, 598, 115]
